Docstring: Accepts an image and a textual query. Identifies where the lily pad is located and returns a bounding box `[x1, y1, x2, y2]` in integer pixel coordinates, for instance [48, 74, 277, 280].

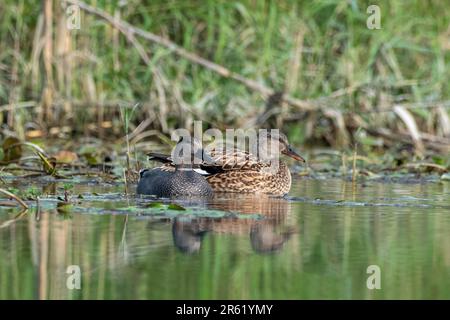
[167, 203, 186, 211]
[146, 202, 165, 208]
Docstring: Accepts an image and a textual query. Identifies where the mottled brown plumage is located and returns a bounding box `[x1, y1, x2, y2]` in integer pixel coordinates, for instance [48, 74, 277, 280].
[206, 158, 292, 196]
[204, 132, 305, 196]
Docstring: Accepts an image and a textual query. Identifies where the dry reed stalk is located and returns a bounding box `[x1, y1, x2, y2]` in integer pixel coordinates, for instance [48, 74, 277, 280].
[36, 197, 41, 221]
[113, 9, 120, 71]
[41, 0, 54, 124]
[323, 109, 350, 148]
[123, 168, 128, 195]
[55, 3, 73, 120]
[368, 127, 450, 154]
[437, 106, 450, 137]
[352, 144, 357, 184]
[7, 38, 20, 134]
[341, 152, 347, 176]
[278, 25, 305, 128]
[153, 68, 170, 133]
[393, 105, 424, 156]
[82, 71, 97, 136]
[31, 14, 45, 95]
[0, 188, 28, 209]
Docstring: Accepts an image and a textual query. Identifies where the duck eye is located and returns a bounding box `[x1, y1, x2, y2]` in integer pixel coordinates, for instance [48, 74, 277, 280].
[139, 169, 149, 178]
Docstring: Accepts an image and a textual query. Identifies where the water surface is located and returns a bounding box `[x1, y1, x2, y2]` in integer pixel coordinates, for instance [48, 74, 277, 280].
[0, 178, 449, 299]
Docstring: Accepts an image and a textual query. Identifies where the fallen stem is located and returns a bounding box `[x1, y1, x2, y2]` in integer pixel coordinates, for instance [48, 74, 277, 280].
[0, 188, 29, 209]
[0, 209, 28, 229]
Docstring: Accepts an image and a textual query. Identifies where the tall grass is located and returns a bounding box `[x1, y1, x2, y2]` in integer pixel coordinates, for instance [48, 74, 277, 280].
[0, 0, 448, 153]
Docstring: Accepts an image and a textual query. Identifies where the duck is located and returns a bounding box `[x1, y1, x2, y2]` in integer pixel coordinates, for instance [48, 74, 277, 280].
[203, 131, 305, 196]
[137, 136, 213, 198]
[144, 132, 305, 197]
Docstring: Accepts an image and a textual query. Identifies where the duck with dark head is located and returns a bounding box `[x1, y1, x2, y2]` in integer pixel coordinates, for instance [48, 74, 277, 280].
[137, 136, 213, 198]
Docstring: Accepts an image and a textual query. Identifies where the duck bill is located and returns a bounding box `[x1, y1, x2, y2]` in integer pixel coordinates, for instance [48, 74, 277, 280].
[283, 146, 306, 163]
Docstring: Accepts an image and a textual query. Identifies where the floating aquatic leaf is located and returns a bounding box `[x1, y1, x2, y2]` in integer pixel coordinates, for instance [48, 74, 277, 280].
[146, 202, 165, 208]
[167, 203, 186, 211]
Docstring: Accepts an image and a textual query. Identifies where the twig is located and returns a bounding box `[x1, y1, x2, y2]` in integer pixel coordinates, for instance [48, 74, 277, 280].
[0, 209, 28, 229]
[3, 141, 49, 157]
[352, 144, 358, 184]
[36, 197, 41, 221]
[0, 101, 36, 112]
[367, 127, 450, 153]
[0, 188, 29, 209]
[402, 163, 448, 173]
[1, 166, 46, 173]
[123, 168, 128, 195]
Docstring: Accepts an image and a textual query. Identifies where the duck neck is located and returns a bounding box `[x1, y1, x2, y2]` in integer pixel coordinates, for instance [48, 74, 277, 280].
[175, 164, 197, 172]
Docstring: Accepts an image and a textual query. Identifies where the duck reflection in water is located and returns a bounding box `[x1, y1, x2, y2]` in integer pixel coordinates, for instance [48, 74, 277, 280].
[171, 194, 296, 254]
[172, 218, 207, 254]
[250, 223, 295, 254]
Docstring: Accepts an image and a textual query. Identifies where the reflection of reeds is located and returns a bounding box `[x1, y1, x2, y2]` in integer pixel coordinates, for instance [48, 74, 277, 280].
[0, 193, 450, 299]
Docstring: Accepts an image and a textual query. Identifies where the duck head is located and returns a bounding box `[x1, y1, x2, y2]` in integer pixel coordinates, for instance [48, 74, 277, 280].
[259, 131, 305, 162]
[172, 135, 214, 168]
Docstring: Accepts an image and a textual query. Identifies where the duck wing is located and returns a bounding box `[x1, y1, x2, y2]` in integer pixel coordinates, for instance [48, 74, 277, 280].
[146, 149, 268, 175]
[147, 152, 173, 164]
[145, 152, 175, 172]
[201, 147, 268, 174]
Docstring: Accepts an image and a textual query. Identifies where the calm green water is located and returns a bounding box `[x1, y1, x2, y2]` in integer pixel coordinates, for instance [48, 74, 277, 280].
[0, 178, 449, 299]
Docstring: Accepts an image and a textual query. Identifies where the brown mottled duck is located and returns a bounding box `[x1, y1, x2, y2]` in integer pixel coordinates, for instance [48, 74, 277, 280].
[203, 131, 305, 196]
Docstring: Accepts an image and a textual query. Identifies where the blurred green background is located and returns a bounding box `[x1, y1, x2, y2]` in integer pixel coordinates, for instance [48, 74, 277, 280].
[0, 0, 449, 155]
